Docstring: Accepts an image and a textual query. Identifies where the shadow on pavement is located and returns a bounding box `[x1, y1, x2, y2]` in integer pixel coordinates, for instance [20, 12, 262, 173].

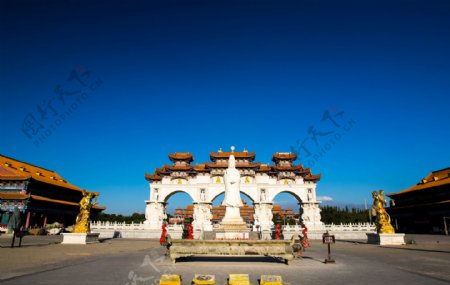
[178, 255, 286, 264]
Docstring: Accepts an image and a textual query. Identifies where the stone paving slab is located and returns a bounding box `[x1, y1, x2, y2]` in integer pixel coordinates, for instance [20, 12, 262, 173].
[0, 235, 63, 248]
[0, 236, 449, 284]
[0, 238, 161, 280]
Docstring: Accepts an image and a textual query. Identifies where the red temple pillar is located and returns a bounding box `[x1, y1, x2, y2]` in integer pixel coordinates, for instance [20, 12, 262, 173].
[25, 211, 31, 229]
[43, 215, 47, 227]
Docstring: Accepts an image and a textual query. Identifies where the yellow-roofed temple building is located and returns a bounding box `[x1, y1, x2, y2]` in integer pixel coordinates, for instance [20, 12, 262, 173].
[387, 167, 450, 234]
[0, 154, 105, 232]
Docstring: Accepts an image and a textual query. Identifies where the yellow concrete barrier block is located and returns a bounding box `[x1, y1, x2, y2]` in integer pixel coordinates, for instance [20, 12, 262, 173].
[229, 274, 250, 285]
[260, 275, 283, 285]
[159, 274, 181, 285]
[193, 274, 215, 284]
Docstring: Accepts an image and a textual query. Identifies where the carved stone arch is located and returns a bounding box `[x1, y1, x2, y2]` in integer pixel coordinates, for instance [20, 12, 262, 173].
[161, 189, 196, 203]
[210, 190, 224, 203]
[240, 188, 256, 203]
[269, 189, 303, 204]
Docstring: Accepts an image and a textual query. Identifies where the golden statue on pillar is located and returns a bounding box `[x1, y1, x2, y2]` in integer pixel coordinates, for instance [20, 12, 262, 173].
[73, 190, 98, 233]
[372, 190, 395, 234]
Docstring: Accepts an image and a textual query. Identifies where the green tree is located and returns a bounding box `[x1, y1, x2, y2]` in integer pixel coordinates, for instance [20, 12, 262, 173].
[320, 206, 370, 224]
[94, 212, 145, 223]
[272, 213, 282, 224]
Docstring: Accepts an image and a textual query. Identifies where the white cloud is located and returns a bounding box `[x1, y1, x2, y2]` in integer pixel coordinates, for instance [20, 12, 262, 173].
[317, 196, 333, 202]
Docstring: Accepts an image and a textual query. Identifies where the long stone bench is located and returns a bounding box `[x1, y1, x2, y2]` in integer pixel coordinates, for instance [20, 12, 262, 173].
[168, 239, 295, 265]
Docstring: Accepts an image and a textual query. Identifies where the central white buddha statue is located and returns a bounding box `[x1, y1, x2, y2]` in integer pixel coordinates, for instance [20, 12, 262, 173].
[222, 146, 245, 224]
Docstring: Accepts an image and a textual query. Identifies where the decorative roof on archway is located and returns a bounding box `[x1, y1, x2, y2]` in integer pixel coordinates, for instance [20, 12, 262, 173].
[145, 149, 321, 183]
[168, 152, 194, 162]
[210, 150, 256, 161]
[272, 152, 298, 162]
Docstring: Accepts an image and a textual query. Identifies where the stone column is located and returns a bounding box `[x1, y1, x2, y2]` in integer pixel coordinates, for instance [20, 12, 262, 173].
[193, 203, 213, 239]
[25, 211, 31, 229]
[301, 202, 324, 231]
[253, 202, 273, 239]
[143, 201, 167, 230]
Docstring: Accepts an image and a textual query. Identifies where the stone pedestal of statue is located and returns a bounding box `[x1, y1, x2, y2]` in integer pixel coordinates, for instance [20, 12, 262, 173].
[367, 233, 405, 245]
[62, 233, 100, 244]
[217, 202, 249, 239]
[215, 222, 249, 239]
[217, 207, 249, 239]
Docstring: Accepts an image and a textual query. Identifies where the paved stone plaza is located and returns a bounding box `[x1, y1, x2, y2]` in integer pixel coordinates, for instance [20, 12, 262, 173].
[1, 235, 449, 285]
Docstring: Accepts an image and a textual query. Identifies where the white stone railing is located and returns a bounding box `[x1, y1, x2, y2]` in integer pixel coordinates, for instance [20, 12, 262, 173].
[91, 221, 147, 230]
[324, 223, 375, 232]
[91, 221, 375, 232]
[90, 221, 375, 240]
[283, 223, 376, 240]
[167, 224, 183, 231]
[282, 225, 303, 232]
[283, 223, 375, 232]
[90, 221, 184, 231]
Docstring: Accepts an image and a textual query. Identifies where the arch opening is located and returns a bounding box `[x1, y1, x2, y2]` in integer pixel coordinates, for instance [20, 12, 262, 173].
[271, 191, 302, 226]
[164, 191, 194, 224]
[210, 192, 255, 225]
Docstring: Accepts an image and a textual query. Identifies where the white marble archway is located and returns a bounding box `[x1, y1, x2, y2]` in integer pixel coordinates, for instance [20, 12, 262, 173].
[144, 182, 323, 234]
[144, 151, 324, 237]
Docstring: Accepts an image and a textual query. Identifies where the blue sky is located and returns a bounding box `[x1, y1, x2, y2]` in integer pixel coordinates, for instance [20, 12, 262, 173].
[1, 0, 449, 214]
